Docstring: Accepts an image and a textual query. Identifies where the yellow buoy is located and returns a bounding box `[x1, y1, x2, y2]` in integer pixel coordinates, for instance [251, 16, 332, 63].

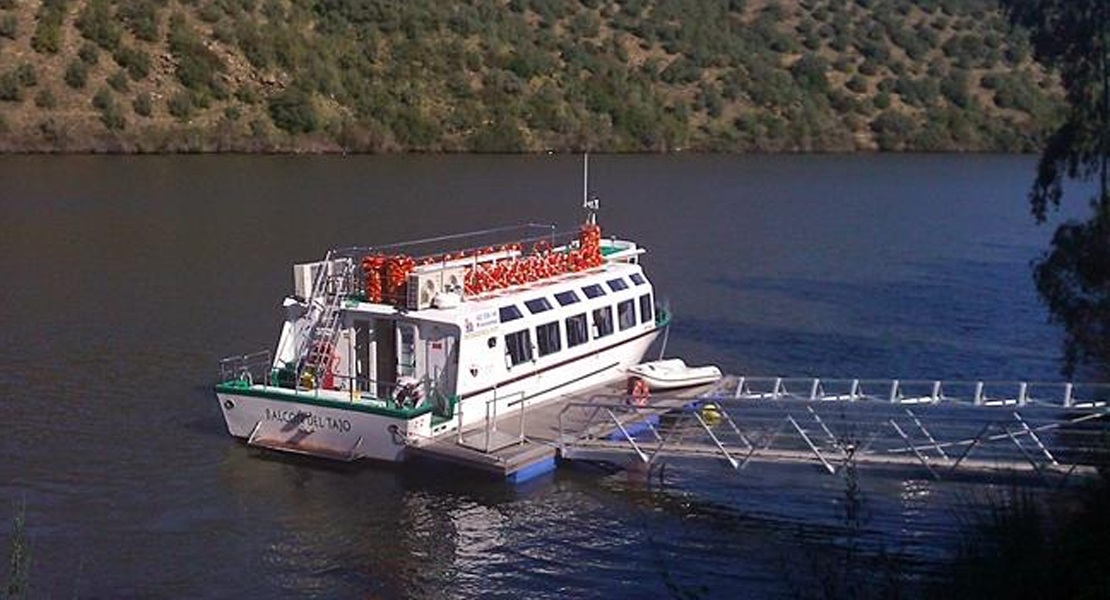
[700, 402, 722, 427]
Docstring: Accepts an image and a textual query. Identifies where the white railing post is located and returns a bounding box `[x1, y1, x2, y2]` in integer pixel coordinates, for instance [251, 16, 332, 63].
[809, 378, 820, 400]
[1063, 383, 1073, 408]
[1018, 382, 1028, 406]
[773, 377, 782, 399]
[889, 380, 900, 403]
[974, 381, 984, 406]
[849, 379, 860, 401]
[457, 397, 464, 443]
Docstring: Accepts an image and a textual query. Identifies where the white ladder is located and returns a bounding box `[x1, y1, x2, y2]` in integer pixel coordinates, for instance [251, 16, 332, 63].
[297, 255, 354, 387]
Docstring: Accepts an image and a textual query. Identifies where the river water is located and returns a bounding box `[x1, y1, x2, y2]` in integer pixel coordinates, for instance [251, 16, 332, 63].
[0, 154, 1090, 599]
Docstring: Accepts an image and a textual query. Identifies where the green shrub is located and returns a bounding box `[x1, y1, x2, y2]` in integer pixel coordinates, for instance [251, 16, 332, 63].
[79, 42, 100, 65]
[267, 87, 319, 134]
[213, 20, 235, 44]
[198, 1, 222, 23]
[113, 45, 151, 80]
[118, 0, 161, 41]
[64, 60, 89, 89]
[871, 109, 916, 150]
[31, 0, 69, 54]
[76, 0, 121, 51]
[91, 86, 112, 110]
[790, 53, 829, 93]
[846, 75, 868, 94]
[133, 92, 153, 117]
[34, 87, 56, 109]
[107, 70, 128, 93]
[941, 69, 972, 108]
[15, 63, 35, 87]
[235, 87, 259, 105]
[988, 72, 1042, 114]
[0, 14, 17, 39]
[168, 14, 225, 94]
[92, 87, 126, 131]
[894, 76, 940, 107]
[0, 70, 22, 102]
[467, 113, 524, 152]
[858, 58, 880, 76]
[168, 91, 194, 121]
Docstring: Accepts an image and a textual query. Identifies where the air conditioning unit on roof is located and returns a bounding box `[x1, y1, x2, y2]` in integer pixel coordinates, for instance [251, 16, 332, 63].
[407, 265, 467, 310]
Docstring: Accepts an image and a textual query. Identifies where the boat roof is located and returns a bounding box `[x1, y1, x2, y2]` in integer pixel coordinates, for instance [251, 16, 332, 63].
[341, 240, 649, 326]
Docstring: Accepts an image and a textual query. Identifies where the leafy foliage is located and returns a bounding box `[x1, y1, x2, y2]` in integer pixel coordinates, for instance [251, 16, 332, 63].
[167, 13, 225, 98]
[92, 86, 126, 130]
[267, 87, 319, 134]
[1003, 0, 1110, 375]
[30, 0, 69, 54]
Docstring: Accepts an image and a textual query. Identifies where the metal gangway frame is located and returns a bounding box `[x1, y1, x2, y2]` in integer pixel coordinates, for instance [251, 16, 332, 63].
[557, 376, 1110, 484]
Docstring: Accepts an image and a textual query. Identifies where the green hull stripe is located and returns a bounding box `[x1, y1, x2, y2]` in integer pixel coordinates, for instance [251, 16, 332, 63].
[214, 382, 435, 420]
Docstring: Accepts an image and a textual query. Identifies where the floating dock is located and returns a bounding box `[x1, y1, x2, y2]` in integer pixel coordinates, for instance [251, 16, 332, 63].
[405, 375, 1110, 485]
[406, 381, 719, 482]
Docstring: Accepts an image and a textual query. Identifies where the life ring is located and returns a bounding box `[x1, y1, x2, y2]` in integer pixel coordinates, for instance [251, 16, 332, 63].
[629, 377, 650, 407]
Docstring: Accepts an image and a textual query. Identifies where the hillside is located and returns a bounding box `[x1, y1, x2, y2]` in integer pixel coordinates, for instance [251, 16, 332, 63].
[0, 0, 1062, 153]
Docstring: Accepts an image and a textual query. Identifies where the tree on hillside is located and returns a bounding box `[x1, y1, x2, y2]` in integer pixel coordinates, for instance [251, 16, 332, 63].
[1003, 0, 1110, 374]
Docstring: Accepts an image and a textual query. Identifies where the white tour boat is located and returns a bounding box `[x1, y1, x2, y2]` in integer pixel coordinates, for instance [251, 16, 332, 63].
[214, 200, 671, 463]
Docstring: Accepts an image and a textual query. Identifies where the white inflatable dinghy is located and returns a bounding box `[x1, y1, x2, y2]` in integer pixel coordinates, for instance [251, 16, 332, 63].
[627, 358, 723, 391]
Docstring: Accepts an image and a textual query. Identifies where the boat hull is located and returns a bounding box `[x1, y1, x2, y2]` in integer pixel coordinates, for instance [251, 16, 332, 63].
[215, 326, 662, 463]
[452, 327, 661, 429]
[216, 391, 432, 462]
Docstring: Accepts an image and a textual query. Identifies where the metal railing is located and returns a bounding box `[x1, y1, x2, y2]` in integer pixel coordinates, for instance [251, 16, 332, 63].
[723, 376, 1110, 409]
[556, 384, 1110, 484]
[313, 371, 443, 409]
[456, 389, 527, 454]
[217, 350, 273, 386]
[330, 223, 561, 263]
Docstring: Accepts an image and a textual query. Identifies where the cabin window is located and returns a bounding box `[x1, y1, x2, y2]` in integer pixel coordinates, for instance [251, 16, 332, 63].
[593, 306, 614, 338]
[524, 297, 553, 314]
[499, 305, 523, 323]
[618, 299, 636, 330]
[566, 313, 588, 347]
[607, 278, 629, 292]
[555, 290, 580, 306]
[639, 294, 653, 324]
[536, 322, 561, 357]
[630, 273, 646, 286]
[582, 284, 606, 299]
[505, 330, 533, 367]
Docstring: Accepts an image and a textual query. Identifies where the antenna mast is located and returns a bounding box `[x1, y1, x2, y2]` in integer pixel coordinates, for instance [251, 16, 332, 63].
[582, 153, 599, 225]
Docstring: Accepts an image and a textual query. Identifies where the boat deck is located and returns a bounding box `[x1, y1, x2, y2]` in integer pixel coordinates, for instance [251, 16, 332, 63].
[406, 381, 722, 482]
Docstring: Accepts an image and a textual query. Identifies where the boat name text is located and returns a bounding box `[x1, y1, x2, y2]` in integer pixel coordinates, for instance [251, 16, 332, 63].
[265, 408, 352, 432]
